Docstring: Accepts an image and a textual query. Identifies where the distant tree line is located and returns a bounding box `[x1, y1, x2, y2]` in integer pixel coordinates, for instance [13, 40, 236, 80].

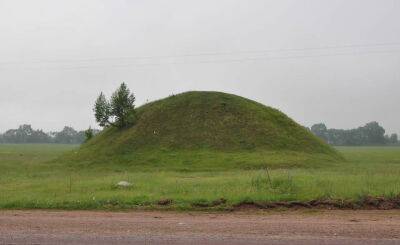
[0, 83, 135, 144]
[0, 125, 100, 144]
[310, 122, 399, 146]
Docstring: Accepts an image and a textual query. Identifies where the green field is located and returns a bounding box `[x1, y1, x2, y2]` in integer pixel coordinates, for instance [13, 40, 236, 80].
[0, 144, 400, 210]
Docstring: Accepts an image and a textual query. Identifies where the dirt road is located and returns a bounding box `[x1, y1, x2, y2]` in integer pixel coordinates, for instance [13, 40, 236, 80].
[1, 210, 400, 245]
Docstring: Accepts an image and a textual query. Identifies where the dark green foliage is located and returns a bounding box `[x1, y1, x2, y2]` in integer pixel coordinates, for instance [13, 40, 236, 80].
[363, 122, 386, 144]
[110, 83, 136, 128]
[84, 127, 94, 142]
[0, 125, 98, 144]
[390, 134, 398, 144]
[66, 91, 340, 168]
[94, 83, 136, 128]
[94, 93, 111, 127]
[311, 122, 398, 146]
[311, 123, 329, 142]
[385, 133, 399, 145]
[53, 126, 85, 144]
[0, 125, 50, 143]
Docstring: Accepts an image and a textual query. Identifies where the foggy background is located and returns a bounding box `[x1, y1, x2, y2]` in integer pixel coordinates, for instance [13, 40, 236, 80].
[0, 0, 399, 134]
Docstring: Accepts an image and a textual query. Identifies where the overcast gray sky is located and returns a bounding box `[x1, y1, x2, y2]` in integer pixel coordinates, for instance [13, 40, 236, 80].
[0, 0, 399, 134]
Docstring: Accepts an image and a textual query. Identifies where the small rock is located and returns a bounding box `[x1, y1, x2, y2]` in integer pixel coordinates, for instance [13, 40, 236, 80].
[117, 181, 132, 187]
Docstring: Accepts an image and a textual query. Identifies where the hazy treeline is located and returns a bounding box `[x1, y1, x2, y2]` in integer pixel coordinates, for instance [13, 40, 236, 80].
[311, 121, 399, 146]
[0, 124, 99, 144]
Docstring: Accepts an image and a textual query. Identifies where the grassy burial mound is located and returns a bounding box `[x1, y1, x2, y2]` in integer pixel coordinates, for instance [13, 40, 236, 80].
[64, 91, 341, 170]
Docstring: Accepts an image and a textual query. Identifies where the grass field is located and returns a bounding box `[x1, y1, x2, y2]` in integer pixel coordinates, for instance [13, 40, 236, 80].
[1, 144, 400, 210]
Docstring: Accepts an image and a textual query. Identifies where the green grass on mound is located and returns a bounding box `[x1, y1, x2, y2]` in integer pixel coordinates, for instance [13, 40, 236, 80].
[61, 91, 340, 169]
[61, 149, 339, 172]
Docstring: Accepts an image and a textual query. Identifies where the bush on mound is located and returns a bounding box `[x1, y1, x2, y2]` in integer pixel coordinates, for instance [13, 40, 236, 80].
[62, 91, 342, 170]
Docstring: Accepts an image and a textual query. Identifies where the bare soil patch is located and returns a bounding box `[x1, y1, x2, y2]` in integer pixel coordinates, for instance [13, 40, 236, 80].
[232, 196, 400, 211]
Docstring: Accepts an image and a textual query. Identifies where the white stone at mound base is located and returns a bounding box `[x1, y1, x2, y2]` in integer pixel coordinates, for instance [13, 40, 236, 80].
[117, 181, 132, 187]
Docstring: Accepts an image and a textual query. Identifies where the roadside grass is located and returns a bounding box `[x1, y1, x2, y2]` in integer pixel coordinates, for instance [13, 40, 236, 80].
[1, 144, 400, 210]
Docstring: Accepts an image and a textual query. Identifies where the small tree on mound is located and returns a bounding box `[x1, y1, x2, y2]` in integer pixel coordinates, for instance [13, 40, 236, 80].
[94, 83, 136, 128]
[84, 127, 94, 142]
[94, 93, 111, 127]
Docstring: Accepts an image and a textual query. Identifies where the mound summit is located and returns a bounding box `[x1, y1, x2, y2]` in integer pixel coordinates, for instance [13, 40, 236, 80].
[66, 91, 341, 170]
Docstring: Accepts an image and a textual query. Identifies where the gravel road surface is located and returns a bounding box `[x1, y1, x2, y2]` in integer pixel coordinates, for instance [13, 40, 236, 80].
[1, 210, 400, 244]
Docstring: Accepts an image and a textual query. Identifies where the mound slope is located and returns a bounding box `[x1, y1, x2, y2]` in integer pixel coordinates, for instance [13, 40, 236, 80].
[66, 91, 341, 170]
